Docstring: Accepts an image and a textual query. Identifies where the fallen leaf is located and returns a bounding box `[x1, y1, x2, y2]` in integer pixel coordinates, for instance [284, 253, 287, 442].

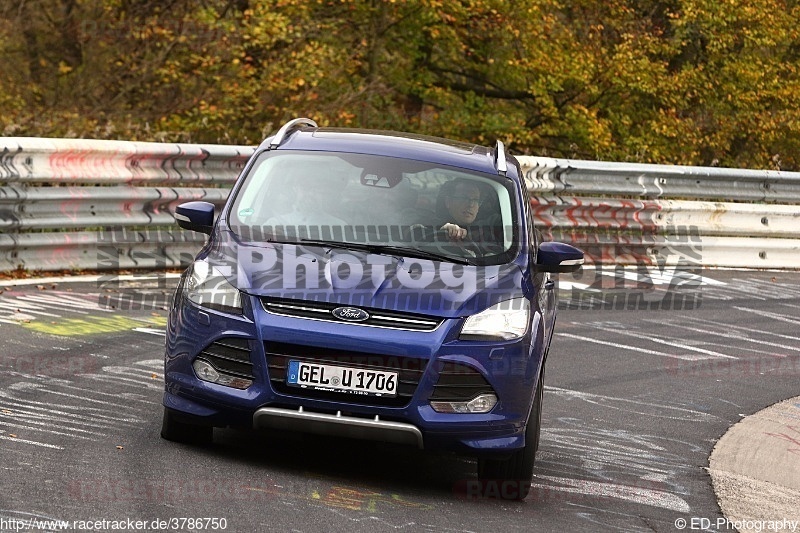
[9, 434, 17, 438]
[151, 373, 158, 379]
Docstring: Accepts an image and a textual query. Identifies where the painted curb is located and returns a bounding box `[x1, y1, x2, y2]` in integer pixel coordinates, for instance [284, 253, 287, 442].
[709, 396, 800, 529]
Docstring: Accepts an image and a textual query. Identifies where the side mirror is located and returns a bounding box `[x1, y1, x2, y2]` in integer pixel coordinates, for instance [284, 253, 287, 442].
[536, 241, 584, 273]
[174, 201, 215, 234]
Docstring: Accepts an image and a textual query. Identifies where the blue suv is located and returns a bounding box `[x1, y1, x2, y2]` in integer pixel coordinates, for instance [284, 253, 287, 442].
[162, 118, 583, 500]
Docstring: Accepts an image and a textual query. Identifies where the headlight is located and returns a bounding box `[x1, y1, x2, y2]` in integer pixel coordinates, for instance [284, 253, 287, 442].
[183, 260, 242, 314]
[460, 298, 530, 341]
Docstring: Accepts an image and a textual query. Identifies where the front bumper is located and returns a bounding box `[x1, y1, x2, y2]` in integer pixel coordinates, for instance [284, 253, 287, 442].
[164, 292, 544, 454]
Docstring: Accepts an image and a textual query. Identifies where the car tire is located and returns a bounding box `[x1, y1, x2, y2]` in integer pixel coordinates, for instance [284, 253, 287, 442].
[160, 407, 213, 446]
[476, 371, 543, 501]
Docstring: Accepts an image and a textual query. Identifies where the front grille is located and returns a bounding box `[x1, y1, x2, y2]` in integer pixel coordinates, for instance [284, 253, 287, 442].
[261, 298, 442, 331]
[429, 362, 494, 401]
[265, 341, 428, 407]
[197, 337, 254, 379]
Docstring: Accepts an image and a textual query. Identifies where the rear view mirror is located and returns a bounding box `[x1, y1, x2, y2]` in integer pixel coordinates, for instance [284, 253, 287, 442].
[536, 241, 584, 273]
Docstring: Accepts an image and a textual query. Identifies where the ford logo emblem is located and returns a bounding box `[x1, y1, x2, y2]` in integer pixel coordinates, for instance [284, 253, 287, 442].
[332, 307, 370, 322]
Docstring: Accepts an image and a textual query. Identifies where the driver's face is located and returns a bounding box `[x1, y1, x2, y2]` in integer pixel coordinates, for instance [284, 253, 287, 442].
[445, 183, 481, 226]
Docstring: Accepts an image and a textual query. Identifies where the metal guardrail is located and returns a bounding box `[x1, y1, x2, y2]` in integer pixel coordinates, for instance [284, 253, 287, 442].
[521, 157, 800, 202]
[0, 138, 253, 272]
[517, 156, 800, 269]
[1, 139, 798, 272]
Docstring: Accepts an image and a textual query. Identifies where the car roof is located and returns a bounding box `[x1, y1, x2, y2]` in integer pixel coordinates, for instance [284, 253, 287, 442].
[257, 125, 510, 177]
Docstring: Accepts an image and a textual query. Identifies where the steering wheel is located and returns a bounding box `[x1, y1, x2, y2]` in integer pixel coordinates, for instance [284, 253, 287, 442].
[417, 227, 483, 258]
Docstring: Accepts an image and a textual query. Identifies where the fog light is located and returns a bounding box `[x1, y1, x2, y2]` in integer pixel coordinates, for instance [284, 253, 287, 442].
[430, 393, 498, 414]
[193, 359, 220, 383]
[192, 359, 253, 390]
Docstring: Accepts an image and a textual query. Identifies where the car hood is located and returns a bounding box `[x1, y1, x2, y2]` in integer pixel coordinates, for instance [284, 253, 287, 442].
[204, 236, 526, 318]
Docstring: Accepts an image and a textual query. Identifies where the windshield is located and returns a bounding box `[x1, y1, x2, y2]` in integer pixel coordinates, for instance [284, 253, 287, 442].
[228, 151, 519, 266]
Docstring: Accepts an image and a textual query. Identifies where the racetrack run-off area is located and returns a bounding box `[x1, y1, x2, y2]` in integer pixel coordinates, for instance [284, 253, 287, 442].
[0, 268, 799, 532]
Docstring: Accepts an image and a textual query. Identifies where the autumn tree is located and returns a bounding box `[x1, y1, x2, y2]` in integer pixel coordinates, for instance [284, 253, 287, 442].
[3, 0, 800, 169]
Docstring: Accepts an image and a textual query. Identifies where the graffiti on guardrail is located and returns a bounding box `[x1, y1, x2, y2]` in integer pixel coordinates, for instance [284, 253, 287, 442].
[3, 139, 800, 272]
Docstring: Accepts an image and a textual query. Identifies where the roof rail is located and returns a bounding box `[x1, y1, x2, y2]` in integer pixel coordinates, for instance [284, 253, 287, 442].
[269, 118, 319, 149]
[494, 140, 508, 176]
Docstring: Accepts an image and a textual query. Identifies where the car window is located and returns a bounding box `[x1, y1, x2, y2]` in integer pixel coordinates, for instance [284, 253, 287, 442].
[229, 151, 519, 265]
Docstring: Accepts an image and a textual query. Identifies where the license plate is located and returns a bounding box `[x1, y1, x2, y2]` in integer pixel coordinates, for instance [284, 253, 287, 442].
[287, 361, 398, 397]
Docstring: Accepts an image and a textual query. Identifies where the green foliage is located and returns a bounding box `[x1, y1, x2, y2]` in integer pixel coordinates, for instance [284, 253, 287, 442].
[2, 0, 800, 169]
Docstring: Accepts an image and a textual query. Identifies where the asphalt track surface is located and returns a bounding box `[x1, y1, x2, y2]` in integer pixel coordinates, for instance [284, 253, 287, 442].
[1, 268, 799, 533]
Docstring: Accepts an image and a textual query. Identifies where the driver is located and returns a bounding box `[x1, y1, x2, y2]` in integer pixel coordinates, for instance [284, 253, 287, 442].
[407, 178, 502, 257]
[438, 179, 483, 241]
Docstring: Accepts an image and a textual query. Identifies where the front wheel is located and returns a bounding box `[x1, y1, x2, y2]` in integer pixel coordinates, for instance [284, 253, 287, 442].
[160, 407, 213, 446]
[476, 373, 543, 500]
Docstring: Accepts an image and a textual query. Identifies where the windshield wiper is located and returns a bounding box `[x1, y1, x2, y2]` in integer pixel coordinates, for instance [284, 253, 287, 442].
[298, 239, 474, 265]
